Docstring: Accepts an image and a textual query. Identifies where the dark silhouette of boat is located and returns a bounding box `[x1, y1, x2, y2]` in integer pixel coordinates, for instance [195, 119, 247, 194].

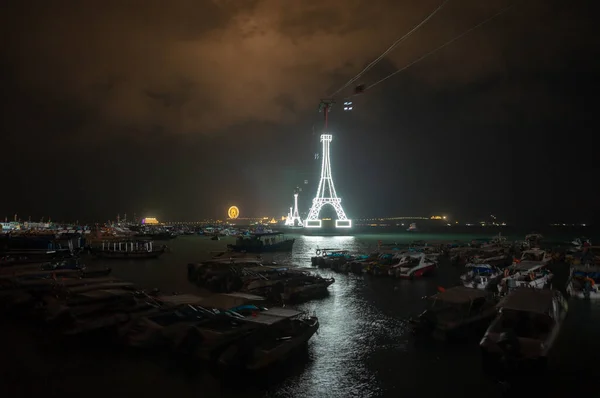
[227, 233, 295, 253]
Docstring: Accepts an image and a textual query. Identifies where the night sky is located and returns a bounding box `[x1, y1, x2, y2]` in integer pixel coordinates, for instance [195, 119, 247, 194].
[1, 0, 596, 224]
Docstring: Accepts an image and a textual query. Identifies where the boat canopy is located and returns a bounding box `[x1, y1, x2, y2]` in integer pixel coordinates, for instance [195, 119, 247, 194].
[497, 288, 555, 314]
[433, 286, 489, 304]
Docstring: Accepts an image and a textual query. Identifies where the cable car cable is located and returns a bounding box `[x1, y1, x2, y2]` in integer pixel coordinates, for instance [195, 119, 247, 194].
[327, 0, 451, 98]
[365, 4, 514, 91]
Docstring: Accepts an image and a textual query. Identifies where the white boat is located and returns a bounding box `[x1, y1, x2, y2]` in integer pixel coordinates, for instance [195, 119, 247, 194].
[406, 223, 418, 232]
[497, 263, 553, 292]
[566, 265, 600, 299]
[480, 288, 568, 373]
[461, 264, 502, 290]
[571, 237, 591, 247]
[389, 253, 437, 279]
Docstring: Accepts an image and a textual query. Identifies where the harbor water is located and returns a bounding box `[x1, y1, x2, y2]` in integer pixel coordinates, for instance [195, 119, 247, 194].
[2, 232, 598, 397]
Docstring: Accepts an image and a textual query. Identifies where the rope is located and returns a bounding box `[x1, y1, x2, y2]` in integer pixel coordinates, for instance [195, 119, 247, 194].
[327, 0, 451, 98]
[366, 4, 514, 90]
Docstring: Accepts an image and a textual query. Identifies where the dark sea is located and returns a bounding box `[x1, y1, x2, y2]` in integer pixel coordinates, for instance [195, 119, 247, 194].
[2, 230, 598, 397]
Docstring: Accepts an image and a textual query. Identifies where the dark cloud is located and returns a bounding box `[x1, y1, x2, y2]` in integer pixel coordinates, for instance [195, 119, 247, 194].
[1, 0, 596, 222]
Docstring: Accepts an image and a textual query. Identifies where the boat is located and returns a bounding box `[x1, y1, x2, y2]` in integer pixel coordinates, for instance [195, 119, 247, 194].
[122, 304, 253, 352]
[390, 253, 437, 279]
[497, 263, 553, 293]
[571, 237, 591, 247]
[227, 232, 295, 253]
[88, 240, 166, 259]
[187, 263, 334, 303]
[406, 223, 418, 232]
[566, 265, 600, 299]
[217, 307, 319, 371]
[461, 264, 502, 290]
[524, 233, 543, 248]
[516, 248, 553, 265]
[480, 288, 568, 374]
[411, 286, 497, 340]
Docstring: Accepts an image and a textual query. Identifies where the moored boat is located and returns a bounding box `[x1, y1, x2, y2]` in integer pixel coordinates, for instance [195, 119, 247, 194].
[461, 264, 502, 290]
[411, 286, 497, 340]
[217, 307, 319, 371]
[227, 232, 294, 253]
[480, 288, 568, 374]
[391, 253, 437, 279]
[567, 265, 600, 299]
[497, 263, 553, 293]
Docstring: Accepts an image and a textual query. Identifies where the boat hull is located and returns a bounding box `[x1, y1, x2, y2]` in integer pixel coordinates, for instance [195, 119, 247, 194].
[246, 317, 319, 371]
[397, 264, 436, 279]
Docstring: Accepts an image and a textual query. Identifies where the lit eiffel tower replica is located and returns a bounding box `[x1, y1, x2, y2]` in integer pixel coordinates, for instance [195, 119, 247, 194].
[304, 99, 351, 229]
[285, 187, 303, 227]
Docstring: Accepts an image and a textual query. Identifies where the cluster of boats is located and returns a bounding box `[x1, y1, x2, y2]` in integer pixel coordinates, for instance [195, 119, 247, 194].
[408, 235, 597, 380]
[306, 233, 597, 379]
[0, 257, 319, 372]
[188, 254, 335, 304]
[310, 245, 438, 278]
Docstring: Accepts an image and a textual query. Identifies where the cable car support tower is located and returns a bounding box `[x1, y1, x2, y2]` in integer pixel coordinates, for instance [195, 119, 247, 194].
[305, 100, 351, 229]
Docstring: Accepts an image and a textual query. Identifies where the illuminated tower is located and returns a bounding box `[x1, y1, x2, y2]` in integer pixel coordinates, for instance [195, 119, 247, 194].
[305, 129, 351, 228]
[285, 188, 303, 227]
